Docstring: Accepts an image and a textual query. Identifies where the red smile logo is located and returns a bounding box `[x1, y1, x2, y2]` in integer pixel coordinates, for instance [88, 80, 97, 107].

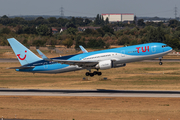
[17, 50, 27, 60]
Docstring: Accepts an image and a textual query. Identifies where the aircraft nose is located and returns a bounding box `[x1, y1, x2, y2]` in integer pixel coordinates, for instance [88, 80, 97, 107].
[169, 46, 173, 51]
[167, 46, 173, 52]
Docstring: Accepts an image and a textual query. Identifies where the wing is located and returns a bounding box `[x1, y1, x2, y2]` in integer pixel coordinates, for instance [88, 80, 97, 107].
[52, 59, 98, 68]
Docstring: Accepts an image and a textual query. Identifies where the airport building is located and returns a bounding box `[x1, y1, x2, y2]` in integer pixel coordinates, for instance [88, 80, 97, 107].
[102, 13, 134, 23]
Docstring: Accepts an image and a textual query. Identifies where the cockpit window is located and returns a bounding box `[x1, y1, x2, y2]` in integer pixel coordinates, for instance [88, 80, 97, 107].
[162, 45, 168, 48]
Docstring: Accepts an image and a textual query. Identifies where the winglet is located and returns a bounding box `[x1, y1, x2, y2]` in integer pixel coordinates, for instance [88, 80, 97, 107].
[79, 45, 88, 53]
[36, 49, 48, 59]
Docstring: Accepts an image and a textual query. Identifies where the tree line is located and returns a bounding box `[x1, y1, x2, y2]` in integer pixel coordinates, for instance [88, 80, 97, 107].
[0, 14, 180, 50]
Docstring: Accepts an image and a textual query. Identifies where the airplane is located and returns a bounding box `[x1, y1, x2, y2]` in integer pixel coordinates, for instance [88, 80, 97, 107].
[7, 38, 172, 77]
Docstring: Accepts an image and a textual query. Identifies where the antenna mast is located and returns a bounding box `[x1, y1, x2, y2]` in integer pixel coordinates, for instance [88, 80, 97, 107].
[175, 6, 177, 19]
[60, 7, 64, 18]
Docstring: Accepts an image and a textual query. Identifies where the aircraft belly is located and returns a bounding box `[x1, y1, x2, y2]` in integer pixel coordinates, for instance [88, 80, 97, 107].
[34, 65, 82, 73]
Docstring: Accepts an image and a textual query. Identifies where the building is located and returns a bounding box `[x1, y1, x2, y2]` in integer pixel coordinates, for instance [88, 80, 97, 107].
[52, 27, 58, 34]
[102, 13, 134, 23]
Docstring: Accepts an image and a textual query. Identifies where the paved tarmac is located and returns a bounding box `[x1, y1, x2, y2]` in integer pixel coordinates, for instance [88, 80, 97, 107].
[0, 88, 180, 98]
[0, 58, 18, 62]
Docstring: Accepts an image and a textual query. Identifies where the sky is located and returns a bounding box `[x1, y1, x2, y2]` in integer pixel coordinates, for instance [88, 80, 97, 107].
[0, 0, 180, 18]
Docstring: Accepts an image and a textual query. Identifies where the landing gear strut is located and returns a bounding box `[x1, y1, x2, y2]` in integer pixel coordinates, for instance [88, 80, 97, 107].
[159, 57, 163, 65]
[85, 69, 102, 77]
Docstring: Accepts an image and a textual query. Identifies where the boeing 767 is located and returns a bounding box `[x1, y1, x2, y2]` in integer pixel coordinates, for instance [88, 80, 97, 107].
[7, 38, 172, 77]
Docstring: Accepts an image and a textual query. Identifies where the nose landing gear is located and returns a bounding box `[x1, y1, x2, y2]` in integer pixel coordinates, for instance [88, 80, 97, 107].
[159, 57, 163, 65]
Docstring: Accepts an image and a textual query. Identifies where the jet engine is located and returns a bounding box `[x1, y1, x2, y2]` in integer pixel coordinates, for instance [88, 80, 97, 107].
[95, 60, 126, 70]
[95, 60, 112, 70]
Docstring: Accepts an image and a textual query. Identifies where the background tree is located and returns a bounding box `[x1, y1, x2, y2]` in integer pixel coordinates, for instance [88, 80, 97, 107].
[105, 17, 109, 25]
[84, 18, 91, 25]
[75, 35, 86, 49]
[168, 19, 179, 28]
[94, 14, 100, 25]
[146, 27, 165, 43]
[62, 38, 73, 48]
[138, 19, 145, 27]
[87, 38, 105, 48]
[34, 17, 49, 25]
[0, 15, 12, 25]
[36, 25, 49, 36]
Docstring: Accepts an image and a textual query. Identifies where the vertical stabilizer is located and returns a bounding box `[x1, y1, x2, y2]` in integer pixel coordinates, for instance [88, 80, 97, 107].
[7, 38, 42, 66]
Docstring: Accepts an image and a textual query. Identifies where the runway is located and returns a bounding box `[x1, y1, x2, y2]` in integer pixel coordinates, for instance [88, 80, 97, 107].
[0, 88, 180, 98]
[0, 58, 18, 62]
[1, 58, 180, 62]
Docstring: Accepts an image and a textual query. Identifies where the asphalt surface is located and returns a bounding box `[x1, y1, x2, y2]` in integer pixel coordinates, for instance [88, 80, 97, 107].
[1, 58, 180, 62]
[0, 58, 18, 62]
[0, 88, 180, 98]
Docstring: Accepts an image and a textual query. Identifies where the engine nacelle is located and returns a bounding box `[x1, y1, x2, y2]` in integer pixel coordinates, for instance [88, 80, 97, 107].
[95, 60, 112, 70]
[95, 60, 126, 70]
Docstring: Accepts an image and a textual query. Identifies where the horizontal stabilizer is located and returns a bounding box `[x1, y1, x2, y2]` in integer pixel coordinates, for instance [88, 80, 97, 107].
[7, 66, 35, 69]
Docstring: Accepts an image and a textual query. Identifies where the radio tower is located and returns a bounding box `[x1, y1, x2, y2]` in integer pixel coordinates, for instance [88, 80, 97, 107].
[60, 7, 64, 18]
[175, 6, 177, 19]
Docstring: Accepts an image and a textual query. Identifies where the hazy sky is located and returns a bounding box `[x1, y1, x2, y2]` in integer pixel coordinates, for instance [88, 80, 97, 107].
[0, 0, 180, 18]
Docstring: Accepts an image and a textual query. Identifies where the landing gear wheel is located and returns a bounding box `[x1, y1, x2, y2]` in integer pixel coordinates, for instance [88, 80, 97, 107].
[89, 73, 94, 77]
[93, 71, 97, 75]
[85, 72, 89, 76]
[159, 62, 163, 65]
[97, 72, 102, 76]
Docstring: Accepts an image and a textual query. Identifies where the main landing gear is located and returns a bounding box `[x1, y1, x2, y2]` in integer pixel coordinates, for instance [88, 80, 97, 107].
[159, 57, 163, 65]
[85, 70, 102, 77]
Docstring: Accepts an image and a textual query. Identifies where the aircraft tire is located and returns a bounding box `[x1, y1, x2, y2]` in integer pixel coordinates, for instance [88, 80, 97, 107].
[159, 62, 163, 65]
[85, 72, 90, 76]
[97, 72, 102, 76]
[90, 73, 94, 77]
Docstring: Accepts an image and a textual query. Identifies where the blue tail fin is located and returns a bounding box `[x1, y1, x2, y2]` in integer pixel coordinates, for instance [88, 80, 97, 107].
[7, 38, 42, 66]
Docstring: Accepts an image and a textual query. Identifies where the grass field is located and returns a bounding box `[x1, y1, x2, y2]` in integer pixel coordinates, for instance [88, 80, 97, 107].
[1, 52, 180, 119]
[1, 61, 180, 90]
